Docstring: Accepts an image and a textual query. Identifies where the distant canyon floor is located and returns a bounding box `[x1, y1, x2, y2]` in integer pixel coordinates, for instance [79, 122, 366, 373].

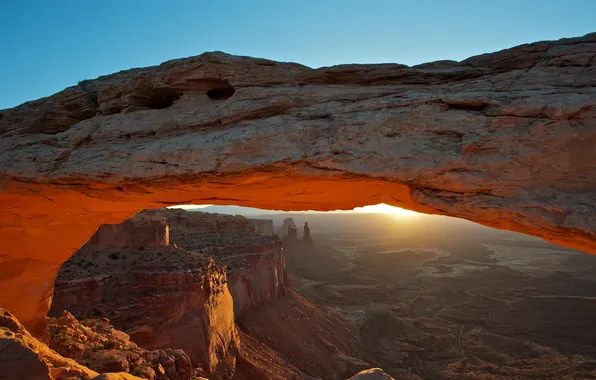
[283, 216, 596, 380]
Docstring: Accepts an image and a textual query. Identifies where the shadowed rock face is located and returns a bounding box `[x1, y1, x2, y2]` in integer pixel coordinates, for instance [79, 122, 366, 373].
[83, 213, 169, 250]
[142, 209, 289, 318]
[50, 209, 288, 376]
[1, 33, 595, 337]
[247, 218, 275, 236]
[50, 257, 238, 376]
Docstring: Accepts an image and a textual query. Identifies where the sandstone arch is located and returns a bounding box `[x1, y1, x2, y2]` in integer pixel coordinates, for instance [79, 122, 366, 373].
[1, 33, 595, 338]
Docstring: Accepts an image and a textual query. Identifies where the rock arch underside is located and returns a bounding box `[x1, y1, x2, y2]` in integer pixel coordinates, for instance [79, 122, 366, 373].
[1, 33, 595, 339]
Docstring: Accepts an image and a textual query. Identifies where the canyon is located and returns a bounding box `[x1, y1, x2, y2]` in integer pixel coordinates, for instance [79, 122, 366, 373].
[40, 208, 376, 379]
[0, 32, 595, 379]
[7, 206, 595, 379]
[48, 209, 290, 379]
[280, 211, 596, 379]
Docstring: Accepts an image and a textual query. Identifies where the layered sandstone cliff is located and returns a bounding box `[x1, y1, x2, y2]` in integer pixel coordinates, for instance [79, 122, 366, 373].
[141, 209, 289, 318]
[83, 213, 169, 250]
[1, 33, 595, 342]
[247, 218, 275, 236]
[51, 250, 238, 378]
[51, 209, 289, 378]
[157, 209, 255, 236]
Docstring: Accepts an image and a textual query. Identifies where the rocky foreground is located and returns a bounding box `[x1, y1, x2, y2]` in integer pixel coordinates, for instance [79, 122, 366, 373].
[48, 311, 197, 380]
[0, 306, 142, 380]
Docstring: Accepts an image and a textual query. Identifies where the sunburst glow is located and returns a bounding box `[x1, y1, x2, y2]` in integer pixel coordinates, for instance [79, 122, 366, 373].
[169, 203, 421, 217]
[352, 203, 420, 217]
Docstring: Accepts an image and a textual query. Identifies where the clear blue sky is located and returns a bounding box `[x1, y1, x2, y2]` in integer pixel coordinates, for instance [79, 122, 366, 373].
[1, 0, 595, 109]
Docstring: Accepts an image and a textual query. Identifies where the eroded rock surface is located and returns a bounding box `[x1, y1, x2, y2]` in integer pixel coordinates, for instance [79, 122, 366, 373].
[237, 290, 371, 379]
[302, 222, 313, 245]
[141, 209, 289, 318]
[48, 311, 195, 380]
[50, 209, 291, 377]
[247, 218, 275, 236]
[0, 307, 146, 380]
[281, 219, 315, 249]
[278, 218, 299, 238]
[83, 213, 169, 250]
[1, 33, 596, 336]
[348, 368, 395, 380]
[50, 251, 238, 377]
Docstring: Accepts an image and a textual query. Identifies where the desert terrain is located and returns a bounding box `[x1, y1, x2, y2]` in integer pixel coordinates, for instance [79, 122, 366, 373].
[266, 212, 596, 379]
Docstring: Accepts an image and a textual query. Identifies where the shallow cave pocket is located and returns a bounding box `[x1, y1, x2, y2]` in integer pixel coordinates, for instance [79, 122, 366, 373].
[206, 80, 236, 100]
[144, 86, 180, 109]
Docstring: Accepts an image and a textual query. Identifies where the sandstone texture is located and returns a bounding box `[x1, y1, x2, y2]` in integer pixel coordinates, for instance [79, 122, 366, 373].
[50, 209, 290, 377]
[233, 330, 305, 380]
[0, 307, 148, 380]
[48, 311, 195, 380]
[91, 374, 145, 380]
[83, 213, 169, 250]
[1, 33, 595, 337]
[50, 252, 238, 377]
[348, 368, 395, 380]
[144, 209, 289, 318]
[237, 290, 372, 379]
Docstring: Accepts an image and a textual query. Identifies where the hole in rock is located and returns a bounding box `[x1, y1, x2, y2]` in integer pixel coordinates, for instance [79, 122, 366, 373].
[45, 201, 596, 379]
[206, 81, 235, 100]
[86, 91, 99, 107]
[145, 87, 180, 109]
[444, 101, 488, 112]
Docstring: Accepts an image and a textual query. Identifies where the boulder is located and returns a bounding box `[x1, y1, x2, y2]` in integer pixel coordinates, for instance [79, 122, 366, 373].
[348, 368, 394, 380]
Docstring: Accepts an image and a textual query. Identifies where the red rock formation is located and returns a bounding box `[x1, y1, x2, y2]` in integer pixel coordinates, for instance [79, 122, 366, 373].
[1, 33, 595, 337]
[0, 307, 145, 380]
[158, 209, 255, 235]
[217, 239, 289, 319]
[282, 224, 299, 246]
[348, 368, 396, 380]
[278, 218, 299, 237]
[142, 209, 289, 318]
[51, 208, 290, 377]
[83, 214, 169, 250]
[50, 253, 239, 378]
[233, 330, 305, 380]
[247, 218, 275, 236]
[302, 222, 313, 245]
[237, 290, 370, 379]
[49, 311, 195, 380]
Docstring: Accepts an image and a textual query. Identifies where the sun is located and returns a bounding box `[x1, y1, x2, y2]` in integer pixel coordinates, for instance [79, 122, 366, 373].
[352, 203, 420, 217]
